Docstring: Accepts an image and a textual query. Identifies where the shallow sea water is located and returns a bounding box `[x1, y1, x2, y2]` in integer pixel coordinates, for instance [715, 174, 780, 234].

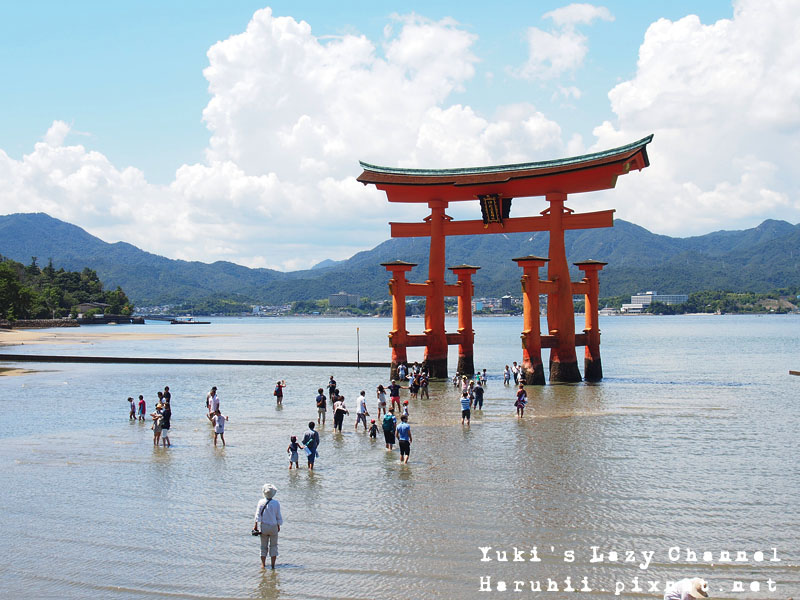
[0, 315, 798, 599]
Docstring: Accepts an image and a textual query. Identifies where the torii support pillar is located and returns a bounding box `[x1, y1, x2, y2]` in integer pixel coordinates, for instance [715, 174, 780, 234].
[545, 193, 582, 383]
[575, 260, 606, 382]
[449, 265, 480, 377]
[423, 201, 449, 379]
[382, 260, 416, 380]
[513, 256, 549, 385]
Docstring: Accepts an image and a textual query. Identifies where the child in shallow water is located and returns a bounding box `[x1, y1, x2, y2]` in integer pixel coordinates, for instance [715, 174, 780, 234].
[212, 409, 228, 446]
[137, 395, 146, 421]
[287, 435, 303, 469]
[151, 403, 163, 446]
[368, 419, 378, 439]
[515, 384, 527, 418]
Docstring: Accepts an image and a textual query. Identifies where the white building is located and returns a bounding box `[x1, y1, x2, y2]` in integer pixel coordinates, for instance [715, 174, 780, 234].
[621, 290, 688, 313]
[630, 291, 689, 306]
[620, 303, 645, 314]
[329, 292, 361, 307]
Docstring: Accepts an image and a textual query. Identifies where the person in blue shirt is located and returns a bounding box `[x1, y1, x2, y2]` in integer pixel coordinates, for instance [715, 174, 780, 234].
[302, 422, 320, 470]
[397, 363, 408, 381]
[396, 415, 412, 464]
[419, 371, 430, 399]
[315, 388, 327, 425]
[460, 391, 471, 425]
[473, 381, 485, 410]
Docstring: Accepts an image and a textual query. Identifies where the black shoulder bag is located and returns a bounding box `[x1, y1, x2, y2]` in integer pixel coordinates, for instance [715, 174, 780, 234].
[251, 499, 271, 536]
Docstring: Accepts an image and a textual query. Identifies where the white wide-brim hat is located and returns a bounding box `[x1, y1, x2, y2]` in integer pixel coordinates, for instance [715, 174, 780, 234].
[690, 578, 709, 598]
[262, 483, 277, 499]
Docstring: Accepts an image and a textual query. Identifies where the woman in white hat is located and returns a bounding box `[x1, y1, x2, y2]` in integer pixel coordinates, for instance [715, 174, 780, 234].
[253, 483, 283, 569]
[664, 577, 709, 600]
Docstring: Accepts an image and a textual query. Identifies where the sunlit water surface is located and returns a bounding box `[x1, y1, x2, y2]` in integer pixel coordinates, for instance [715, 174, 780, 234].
[1, 315, 798, 599]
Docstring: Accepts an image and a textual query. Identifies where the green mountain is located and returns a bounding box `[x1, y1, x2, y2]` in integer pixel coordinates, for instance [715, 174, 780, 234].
[1, 212, 798, 304]
[0, 213, 282, 304]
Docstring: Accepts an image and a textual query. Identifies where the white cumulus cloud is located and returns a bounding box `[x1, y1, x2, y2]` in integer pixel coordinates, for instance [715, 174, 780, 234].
[544, 3, 614, 28]
[0, 9, 570, 270]
[516, 3, 613, 80]
[8, 4, 796, 274]
[590, 0, 800, 234]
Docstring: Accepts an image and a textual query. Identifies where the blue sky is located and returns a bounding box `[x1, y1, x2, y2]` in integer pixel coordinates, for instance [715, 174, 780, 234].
[1, 1, 731, 182]
[1, 1, 797, 270]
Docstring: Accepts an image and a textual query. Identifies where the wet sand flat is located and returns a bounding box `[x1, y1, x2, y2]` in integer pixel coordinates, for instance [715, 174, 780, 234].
[0, 327, 225, 348]
[0, 366, 38, 376]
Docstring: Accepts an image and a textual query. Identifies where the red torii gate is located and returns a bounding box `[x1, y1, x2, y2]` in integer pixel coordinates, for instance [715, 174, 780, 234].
[358, 135, 653, 382]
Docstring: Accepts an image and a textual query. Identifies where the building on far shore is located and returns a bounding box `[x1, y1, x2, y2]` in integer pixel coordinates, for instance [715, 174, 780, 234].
[621, 291, 688, 313]
[328, 291, 361, 308]
[471, 296, 521, 313]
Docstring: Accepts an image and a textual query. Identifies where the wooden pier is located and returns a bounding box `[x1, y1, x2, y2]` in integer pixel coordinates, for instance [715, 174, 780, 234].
[0, 353, 388, 368]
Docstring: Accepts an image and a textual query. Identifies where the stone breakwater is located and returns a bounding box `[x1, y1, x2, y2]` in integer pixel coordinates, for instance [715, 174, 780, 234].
[0, 319, 79, 329]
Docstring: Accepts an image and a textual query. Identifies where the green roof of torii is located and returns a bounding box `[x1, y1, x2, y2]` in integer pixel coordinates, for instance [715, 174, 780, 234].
[359, 135, 653, 177]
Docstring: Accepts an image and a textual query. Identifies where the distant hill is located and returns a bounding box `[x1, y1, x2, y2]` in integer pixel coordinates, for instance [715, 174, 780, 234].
[1, 212, 798, 305]
[0, 213, 283, 304]
[311, 258, 344, 269]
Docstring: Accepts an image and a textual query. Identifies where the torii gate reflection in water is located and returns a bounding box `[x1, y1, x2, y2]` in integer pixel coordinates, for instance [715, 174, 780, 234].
[358, 135, 653, 383]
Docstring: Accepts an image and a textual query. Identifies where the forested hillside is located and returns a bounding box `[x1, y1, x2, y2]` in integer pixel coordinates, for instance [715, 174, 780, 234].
[0, 256, 133, 320]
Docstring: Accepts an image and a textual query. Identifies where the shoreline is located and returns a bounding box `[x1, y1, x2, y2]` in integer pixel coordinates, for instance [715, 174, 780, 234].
[0, 328, 225, 348]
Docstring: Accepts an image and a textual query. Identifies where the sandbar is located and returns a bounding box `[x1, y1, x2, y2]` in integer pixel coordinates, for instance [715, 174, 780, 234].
[0, 328, 225, 348]
[0, 366, 38, 376]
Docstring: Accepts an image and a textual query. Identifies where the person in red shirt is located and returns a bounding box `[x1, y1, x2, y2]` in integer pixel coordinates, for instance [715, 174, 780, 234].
[137, 395, 146, 421]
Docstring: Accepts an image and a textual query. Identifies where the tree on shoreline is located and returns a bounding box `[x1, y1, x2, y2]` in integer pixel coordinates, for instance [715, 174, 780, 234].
[0, 256, 134, 320]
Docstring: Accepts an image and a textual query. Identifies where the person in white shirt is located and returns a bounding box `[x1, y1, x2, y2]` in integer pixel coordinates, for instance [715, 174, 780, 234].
[355, 391, 369, 430]
[664, 577, 709, 600]
[212, 409, 228, 447]
[253, 483, 283, 569]
[206, 386, 219, 421]
[333, 396, 348, 432]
